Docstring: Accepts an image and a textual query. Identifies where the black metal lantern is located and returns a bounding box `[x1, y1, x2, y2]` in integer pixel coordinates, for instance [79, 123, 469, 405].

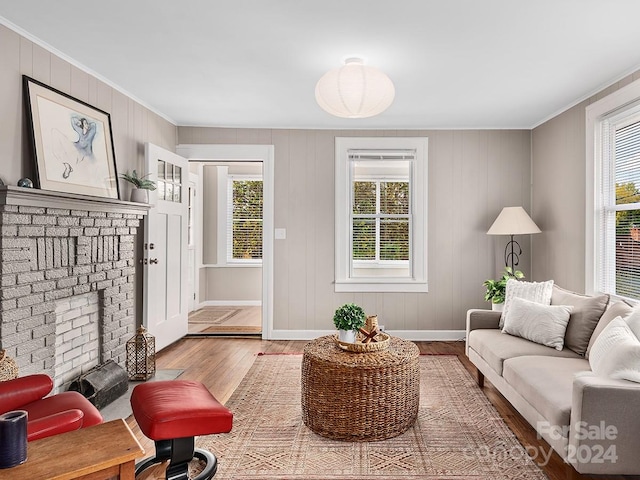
[126, 326, 156, 381]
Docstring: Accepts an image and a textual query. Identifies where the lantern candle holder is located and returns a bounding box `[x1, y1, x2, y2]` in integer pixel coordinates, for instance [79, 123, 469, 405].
[126, 326, 156, 381]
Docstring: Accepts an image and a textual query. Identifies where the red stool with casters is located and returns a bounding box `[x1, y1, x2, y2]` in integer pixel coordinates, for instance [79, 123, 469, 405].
[130, 380, 233, 480]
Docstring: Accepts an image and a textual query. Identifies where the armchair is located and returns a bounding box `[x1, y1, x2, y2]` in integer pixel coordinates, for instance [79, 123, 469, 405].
[0, 374, 103, 441]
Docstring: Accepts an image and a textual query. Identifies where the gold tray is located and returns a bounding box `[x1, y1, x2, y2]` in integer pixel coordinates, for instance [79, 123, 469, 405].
[333, 332, 390, 353]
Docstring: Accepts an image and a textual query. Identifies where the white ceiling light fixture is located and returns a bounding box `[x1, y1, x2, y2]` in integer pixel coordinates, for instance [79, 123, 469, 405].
[315, 57, 395, 119]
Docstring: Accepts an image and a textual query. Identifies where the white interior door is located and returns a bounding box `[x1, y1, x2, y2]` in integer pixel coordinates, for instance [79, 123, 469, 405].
[143, 143, 189, 351]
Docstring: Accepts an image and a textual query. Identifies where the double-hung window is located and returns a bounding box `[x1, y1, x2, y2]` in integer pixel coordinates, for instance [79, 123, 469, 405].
[227, 175, 263, 263]
[589, 82, 640, 301]
[335, 137, 428, 292]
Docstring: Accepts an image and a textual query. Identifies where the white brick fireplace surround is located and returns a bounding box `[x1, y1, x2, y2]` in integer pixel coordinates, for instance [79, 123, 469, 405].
[0, 186, 148, 383]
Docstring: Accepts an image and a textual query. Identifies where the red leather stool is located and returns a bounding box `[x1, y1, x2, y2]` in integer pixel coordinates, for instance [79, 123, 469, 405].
[131, 380, 233, 480]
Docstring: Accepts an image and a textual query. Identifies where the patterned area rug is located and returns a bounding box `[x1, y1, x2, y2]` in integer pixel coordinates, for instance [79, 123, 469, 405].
[197, 355, 547, 479]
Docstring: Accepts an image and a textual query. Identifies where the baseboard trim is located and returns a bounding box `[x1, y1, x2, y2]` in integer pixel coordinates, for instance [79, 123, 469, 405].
[197, 300, 262, 308]
[269, 329, 466, 341]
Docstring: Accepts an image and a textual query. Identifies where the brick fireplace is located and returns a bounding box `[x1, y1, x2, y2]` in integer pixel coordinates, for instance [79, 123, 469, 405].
[0, 186, 148, 390]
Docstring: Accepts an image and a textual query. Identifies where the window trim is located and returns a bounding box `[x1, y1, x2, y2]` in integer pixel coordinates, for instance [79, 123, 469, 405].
[335, 137, 428, 293]
[586, 77, 640, 299]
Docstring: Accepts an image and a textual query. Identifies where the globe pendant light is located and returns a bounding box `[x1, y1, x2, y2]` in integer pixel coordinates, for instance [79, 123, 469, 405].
[315, 57, 395, 119]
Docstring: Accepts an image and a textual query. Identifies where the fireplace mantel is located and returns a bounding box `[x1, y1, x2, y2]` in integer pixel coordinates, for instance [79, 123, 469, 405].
[0, 186, 150, 215]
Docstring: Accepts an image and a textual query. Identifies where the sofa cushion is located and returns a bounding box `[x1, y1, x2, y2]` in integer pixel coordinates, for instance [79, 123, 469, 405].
[586, 300, 634, 359]
[503, 356, 590, 432]
[502, 297, 572, 350]
[589, 316, 640, 383]
[500, 278, 554, 328]
[467, 329, 580, 376]
[551, 285, 609, 356]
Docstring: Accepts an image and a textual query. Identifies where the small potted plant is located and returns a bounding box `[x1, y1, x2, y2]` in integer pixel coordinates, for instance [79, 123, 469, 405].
[483, 267, 524, 311]
[120, 170, 156, 203]
[333, 303, 366, 343]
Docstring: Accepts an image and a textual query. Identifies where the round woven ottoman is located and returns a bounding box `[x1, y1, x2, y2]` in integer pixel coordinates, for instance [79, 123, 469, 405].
[301, 335, 420, 442]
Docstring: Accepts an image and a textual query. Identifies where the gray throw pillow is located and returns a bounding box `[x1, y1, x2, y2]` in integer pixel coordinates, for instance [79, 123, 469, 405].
[586, 299, 634, 359]
[551, 285, 609, 356]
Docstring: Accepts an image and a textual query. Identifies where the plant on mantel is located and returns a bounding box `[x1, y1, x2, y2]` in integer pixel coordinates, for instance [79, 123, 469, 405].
[120, 170, 156, 203]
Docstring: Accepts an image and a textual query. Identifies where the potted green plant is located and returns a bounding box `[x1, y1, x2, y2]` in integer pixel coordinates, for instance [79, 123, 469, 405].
[120, 170, 156, 203]
[483, 267, 524, 311]
[333, 303, 366, 343]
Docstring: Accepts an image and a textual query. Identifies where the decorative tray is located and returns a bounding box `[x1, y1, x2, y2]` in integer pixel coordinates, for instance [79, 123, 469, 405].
[333, 332, 390, 353]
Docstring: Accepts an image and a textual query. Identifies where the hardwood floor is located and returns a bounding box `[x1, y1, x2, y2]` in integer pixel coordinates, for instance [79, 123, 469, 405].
[127, 338, 638, 480]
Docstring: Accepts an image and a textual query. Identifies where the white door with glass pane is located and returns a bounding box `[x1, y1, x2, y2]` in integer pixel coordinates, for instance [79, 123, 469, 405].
[143, 143, 189, 351]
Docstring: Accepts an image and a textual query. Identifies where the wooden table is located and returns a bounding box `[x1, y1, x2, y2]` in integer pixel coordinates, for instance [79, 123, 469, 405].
[301, 335, 420, 441]
[0, 419, 144, 480]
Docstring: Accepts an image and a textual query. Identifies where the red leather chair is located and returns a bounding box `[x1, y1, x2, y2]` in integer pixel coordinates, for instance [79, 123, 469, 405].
[0, 374, 103, 441]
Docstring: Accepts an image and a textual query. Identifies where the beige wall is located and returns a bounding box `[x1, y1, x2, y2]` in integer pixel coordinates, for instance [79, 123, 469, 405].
[179, 127, 532, 332]
[531, 69, 640, 291]
[0, 24, 177, 190]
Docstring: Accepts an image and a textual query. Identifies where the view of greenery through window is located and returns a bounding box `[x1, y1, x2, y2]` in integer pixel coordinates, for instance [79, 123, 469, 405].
[352, 180, 409, 261]
[232, 180, 263, 260]
[614, 120, 640, 299]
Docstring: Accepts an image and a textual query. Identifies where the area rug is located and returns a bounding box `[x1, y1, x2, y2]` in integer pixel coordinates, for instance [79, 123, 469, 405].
[197, 355, 548, 479]
[189, 307, 241, 324]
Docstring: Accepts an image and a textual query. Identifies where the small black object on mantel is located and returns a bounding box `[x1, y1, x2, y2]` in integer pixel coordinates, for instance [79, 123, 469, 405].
[126, 326, 156, 381]
[17, 178, 33, 188]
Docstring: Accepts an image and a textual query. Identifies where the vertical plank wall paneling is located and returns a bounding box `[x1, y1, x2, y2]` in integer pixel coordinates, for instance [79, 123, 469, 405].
[532, 69, 640, 291]
[179, 127, 532, 333]
[0, 24, 177, 189]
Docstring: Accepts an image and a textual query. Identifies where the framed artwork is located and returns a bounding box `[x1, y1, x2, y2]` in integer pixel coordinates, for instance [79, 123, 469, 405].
[23, 75, 120, 199]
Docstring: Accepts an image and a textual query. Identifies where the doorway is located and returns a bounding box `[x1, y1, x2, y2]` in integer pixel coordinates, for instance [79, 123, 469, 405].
[189, 161, 263, 335]
[177, 143, 274, 339]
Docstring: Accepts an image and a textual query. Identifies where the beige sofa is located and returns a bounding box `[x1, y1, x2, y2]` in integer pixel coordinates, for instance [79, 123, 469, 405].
[466, 290, 640, 476]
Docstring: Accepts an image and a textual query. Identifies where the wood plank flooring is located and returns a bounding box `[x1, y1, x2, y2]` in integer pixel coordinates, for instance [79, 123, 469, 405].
[127, 338, 638, 480]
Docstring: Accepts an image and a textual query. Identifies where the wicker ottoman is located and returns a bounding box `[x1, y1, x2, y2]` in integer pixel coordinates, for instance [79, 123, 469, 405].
[301, 335, 420, 442]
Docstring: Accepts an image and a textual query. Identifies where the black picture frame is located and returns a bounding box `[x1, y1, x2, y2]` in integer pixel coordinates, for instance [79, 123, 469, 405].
[23, 75, 120, 199]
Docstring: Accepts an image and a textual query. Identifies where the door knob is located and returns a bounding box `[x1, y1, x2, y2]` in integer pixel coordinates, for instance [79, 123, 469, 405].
[139, 258, 148, 265]
[149, 258, 159, 264]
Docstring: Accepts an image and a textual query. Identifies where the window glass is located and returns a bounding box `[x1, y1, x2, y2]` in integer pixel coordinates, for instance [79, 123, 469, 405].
[611, 120, 640, 299]
[350, 160, 411, 278]
[229, 178, 263, 261]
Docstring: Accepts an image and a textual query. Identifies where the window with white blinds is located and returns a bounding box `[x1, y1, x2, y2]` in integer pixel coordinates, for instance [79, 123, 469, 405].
[350, 153, 412, 272]
[227, 176, 263, 262]
[335, 137, 428, 293]
[598, 112, 640, 300]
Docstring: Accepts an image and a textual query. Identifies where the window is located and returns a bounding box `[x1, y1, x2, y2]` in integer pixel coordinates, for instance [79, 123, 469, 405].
[335, 137, 428, 292]
[157, 160, 182, 202]
[227, 176, 263, 263]
[596, 109, 640, 300]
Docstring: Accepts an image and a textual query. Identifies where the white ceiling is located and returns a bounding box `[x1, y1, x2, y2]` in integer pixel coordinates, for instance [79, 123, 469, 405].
[2, 0, 640, 130]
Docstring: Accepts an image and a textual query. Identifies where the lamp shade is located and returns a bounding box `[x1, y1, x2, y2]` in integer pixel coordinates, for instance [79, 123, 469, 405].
[315, 58, 395, 119]
[487, 207, 541, 235]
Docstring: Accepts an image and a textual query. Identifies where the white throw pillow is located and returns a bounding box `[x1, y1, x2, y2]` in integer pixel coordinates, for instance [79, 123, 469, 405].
[589, 316, 640, 383]
[624, 305, 640, 340]
[500, 278, 554, 328]
[502, 297, 572, 350]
